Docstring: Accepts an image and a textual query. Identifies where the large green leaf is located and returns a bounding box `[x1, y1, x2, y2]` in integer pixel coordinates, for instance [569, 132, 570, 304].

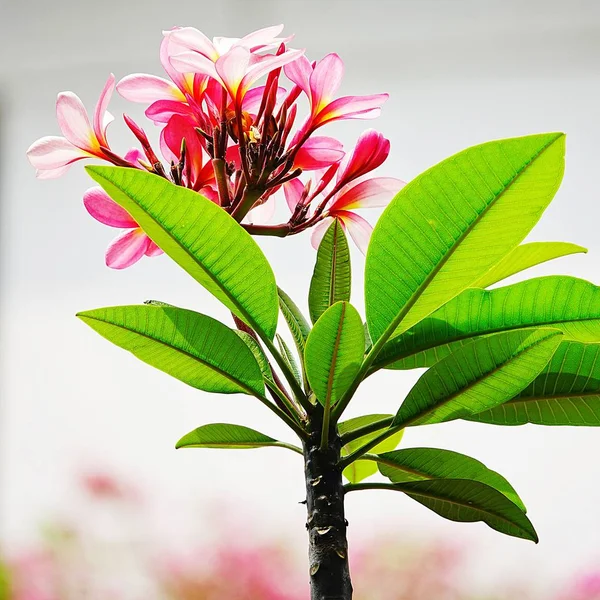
[305, 302, 365, 407]
[309, 220, 351, 324]
[471, 242, 587, 289]
[392, 328, 563, 428]
[86, 166, 278, 339]
[176, 423, 300, 453]
[77, 305, 264, 396]
[376, 448, 525, 511]
[372, 479, 537, 542]
[339, 414, 404, 484]
[365, 133, 565, 345]
[375, 276, 600, 371]
[469, 341, 600, 425]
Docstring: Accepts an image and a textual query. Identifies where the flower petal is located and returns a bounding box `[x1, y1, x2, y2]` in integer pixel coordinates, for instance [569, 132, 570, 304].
[337, 211, 372, 254]
[240, 49, 305, 99]
[310, 217, 334, 250]
[284, 177, 305, 212]
[337, 129, 390, 184]
[56, 92, 95, 150]
[117, 74, 185, 103]
[26, 136, 90, 170]
[105, 228, 150, 269]
[315, 93, 389, 127]
[310, 53, 344, 111]
[83, 187, 138, 228]
[145, 99, 195, 124]
[236, 25, 285, 51]
[332, 177, 405, 211]
[170, 51, 219, 80]
[294, 136, 344, 170]
[246, 196, 277, 225]
[35, 164, 73, 179]
[166, 27, 218, 60]
[145, 240, 164, 257]
[284, 55, 312, 98]
[93, 74, 115, 145]
[215, 46, 251, 99]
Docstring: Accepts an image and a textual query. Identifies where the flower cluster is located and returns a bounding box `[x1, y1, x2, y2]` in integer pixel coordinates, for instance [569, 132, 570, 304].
[27, 25, 404, 268]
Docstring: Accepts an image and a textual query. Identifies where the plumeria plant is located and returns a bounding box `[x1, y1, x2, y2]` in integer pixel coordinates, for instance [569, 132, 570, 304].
[28, 24, 600, 600]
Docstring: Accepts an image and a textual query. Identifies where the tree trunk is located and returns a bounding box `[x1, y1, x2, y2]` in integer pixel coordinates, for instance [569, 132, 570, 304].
[303, 408, 353, 600]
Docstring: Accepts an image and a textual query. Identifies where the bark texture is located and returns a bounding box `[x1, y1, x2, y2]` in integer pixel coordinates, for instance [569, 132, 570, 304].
[304, 411, 352, 600]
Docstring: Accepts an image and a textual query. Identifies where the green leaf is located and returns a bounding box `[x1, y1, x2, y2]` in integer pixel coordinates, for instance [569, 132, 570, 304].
[393, 328, 563, 428]
[176, 423, 300, 453]
[365, 133, 565, 345]
[278, 287, 311, 352]
[305, 302, 365, 407]
[77, 305, 264, 396]
[276, 334, 303, 388]
[469, 341, 600, 425]
[86, 166, 278, 340]
[309, 220, 351, 324]
[376, 448, 525, 511]
[375, 276, 600, 371]
[376, 479, 538, 542]
[471, 242, 587, 289]
[339, 414, 403, 484]
[235, 331, 274, 385]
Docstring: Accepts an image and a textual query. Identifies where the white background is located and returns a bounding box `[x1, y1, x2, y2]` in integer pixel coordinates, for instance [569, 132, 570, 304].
[2, 0, 600, 595]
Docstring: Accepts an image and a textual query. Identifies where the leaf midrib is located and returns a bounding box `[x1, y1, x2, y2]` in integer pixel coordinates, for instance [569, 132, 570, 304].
[393, 332, 560, 428]
[379, 314, 599, 368]
[78, 314, 260, 396]
[399, 482, 531, 536]
[96, 173, 267, 336]
[376, 135, 562, 345]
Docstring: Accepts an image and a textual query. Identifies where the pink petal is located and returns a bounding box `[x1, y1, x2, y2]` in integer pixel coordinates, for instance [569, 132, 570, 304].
[145, 99, 195, 124]
[284, 55, 312, 99]
[160, 34, 191, 92]
[117, 74, 184, 103]
[105, 228, 151, 269]
[240, 49, 305, 98]
[246, 196, 277, 225]
[145, 240, 164, 257]
[124, 147, 145, 166]
[26, 136, 90, 170]
[83, 187, 138, 228]
[237, 25, 285, 50]
[332, 177, 405, 211]
[93, 74, 115, 146]
[170, 51, 219, 80]
[240, 85, 287, 115]
[284, 177, 305, 212]
[166, 27, 218, 60]
[310, 53, 344, 111]
[294, 136, 344, 170]
[337, 211, 372, 254]
[315, 94, 389, 127]
[337, 129, 390, 184]
[310, 217, 334, 250]
[215, 46, 251, 99]
[199, 186, 220, 204]
[162, 115, 206, 187]
[56, 92, 95, 150]
[35, 164, 73, 179]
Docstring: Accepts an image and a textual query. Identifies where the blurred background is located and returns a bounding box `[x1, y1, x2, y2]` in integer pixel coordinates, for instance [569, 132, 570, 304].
[1, 0, 600, 597]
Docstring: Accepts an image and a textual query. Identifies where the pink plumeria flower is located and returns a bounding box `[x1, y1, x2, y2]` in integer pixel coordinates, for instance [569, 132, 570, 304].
[311, 177, 404, 254]
[27, 75, 117, 179]
[83, 186, 163, 269]
[167, 25, 304, 108]
[284, 54, 388, 131]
